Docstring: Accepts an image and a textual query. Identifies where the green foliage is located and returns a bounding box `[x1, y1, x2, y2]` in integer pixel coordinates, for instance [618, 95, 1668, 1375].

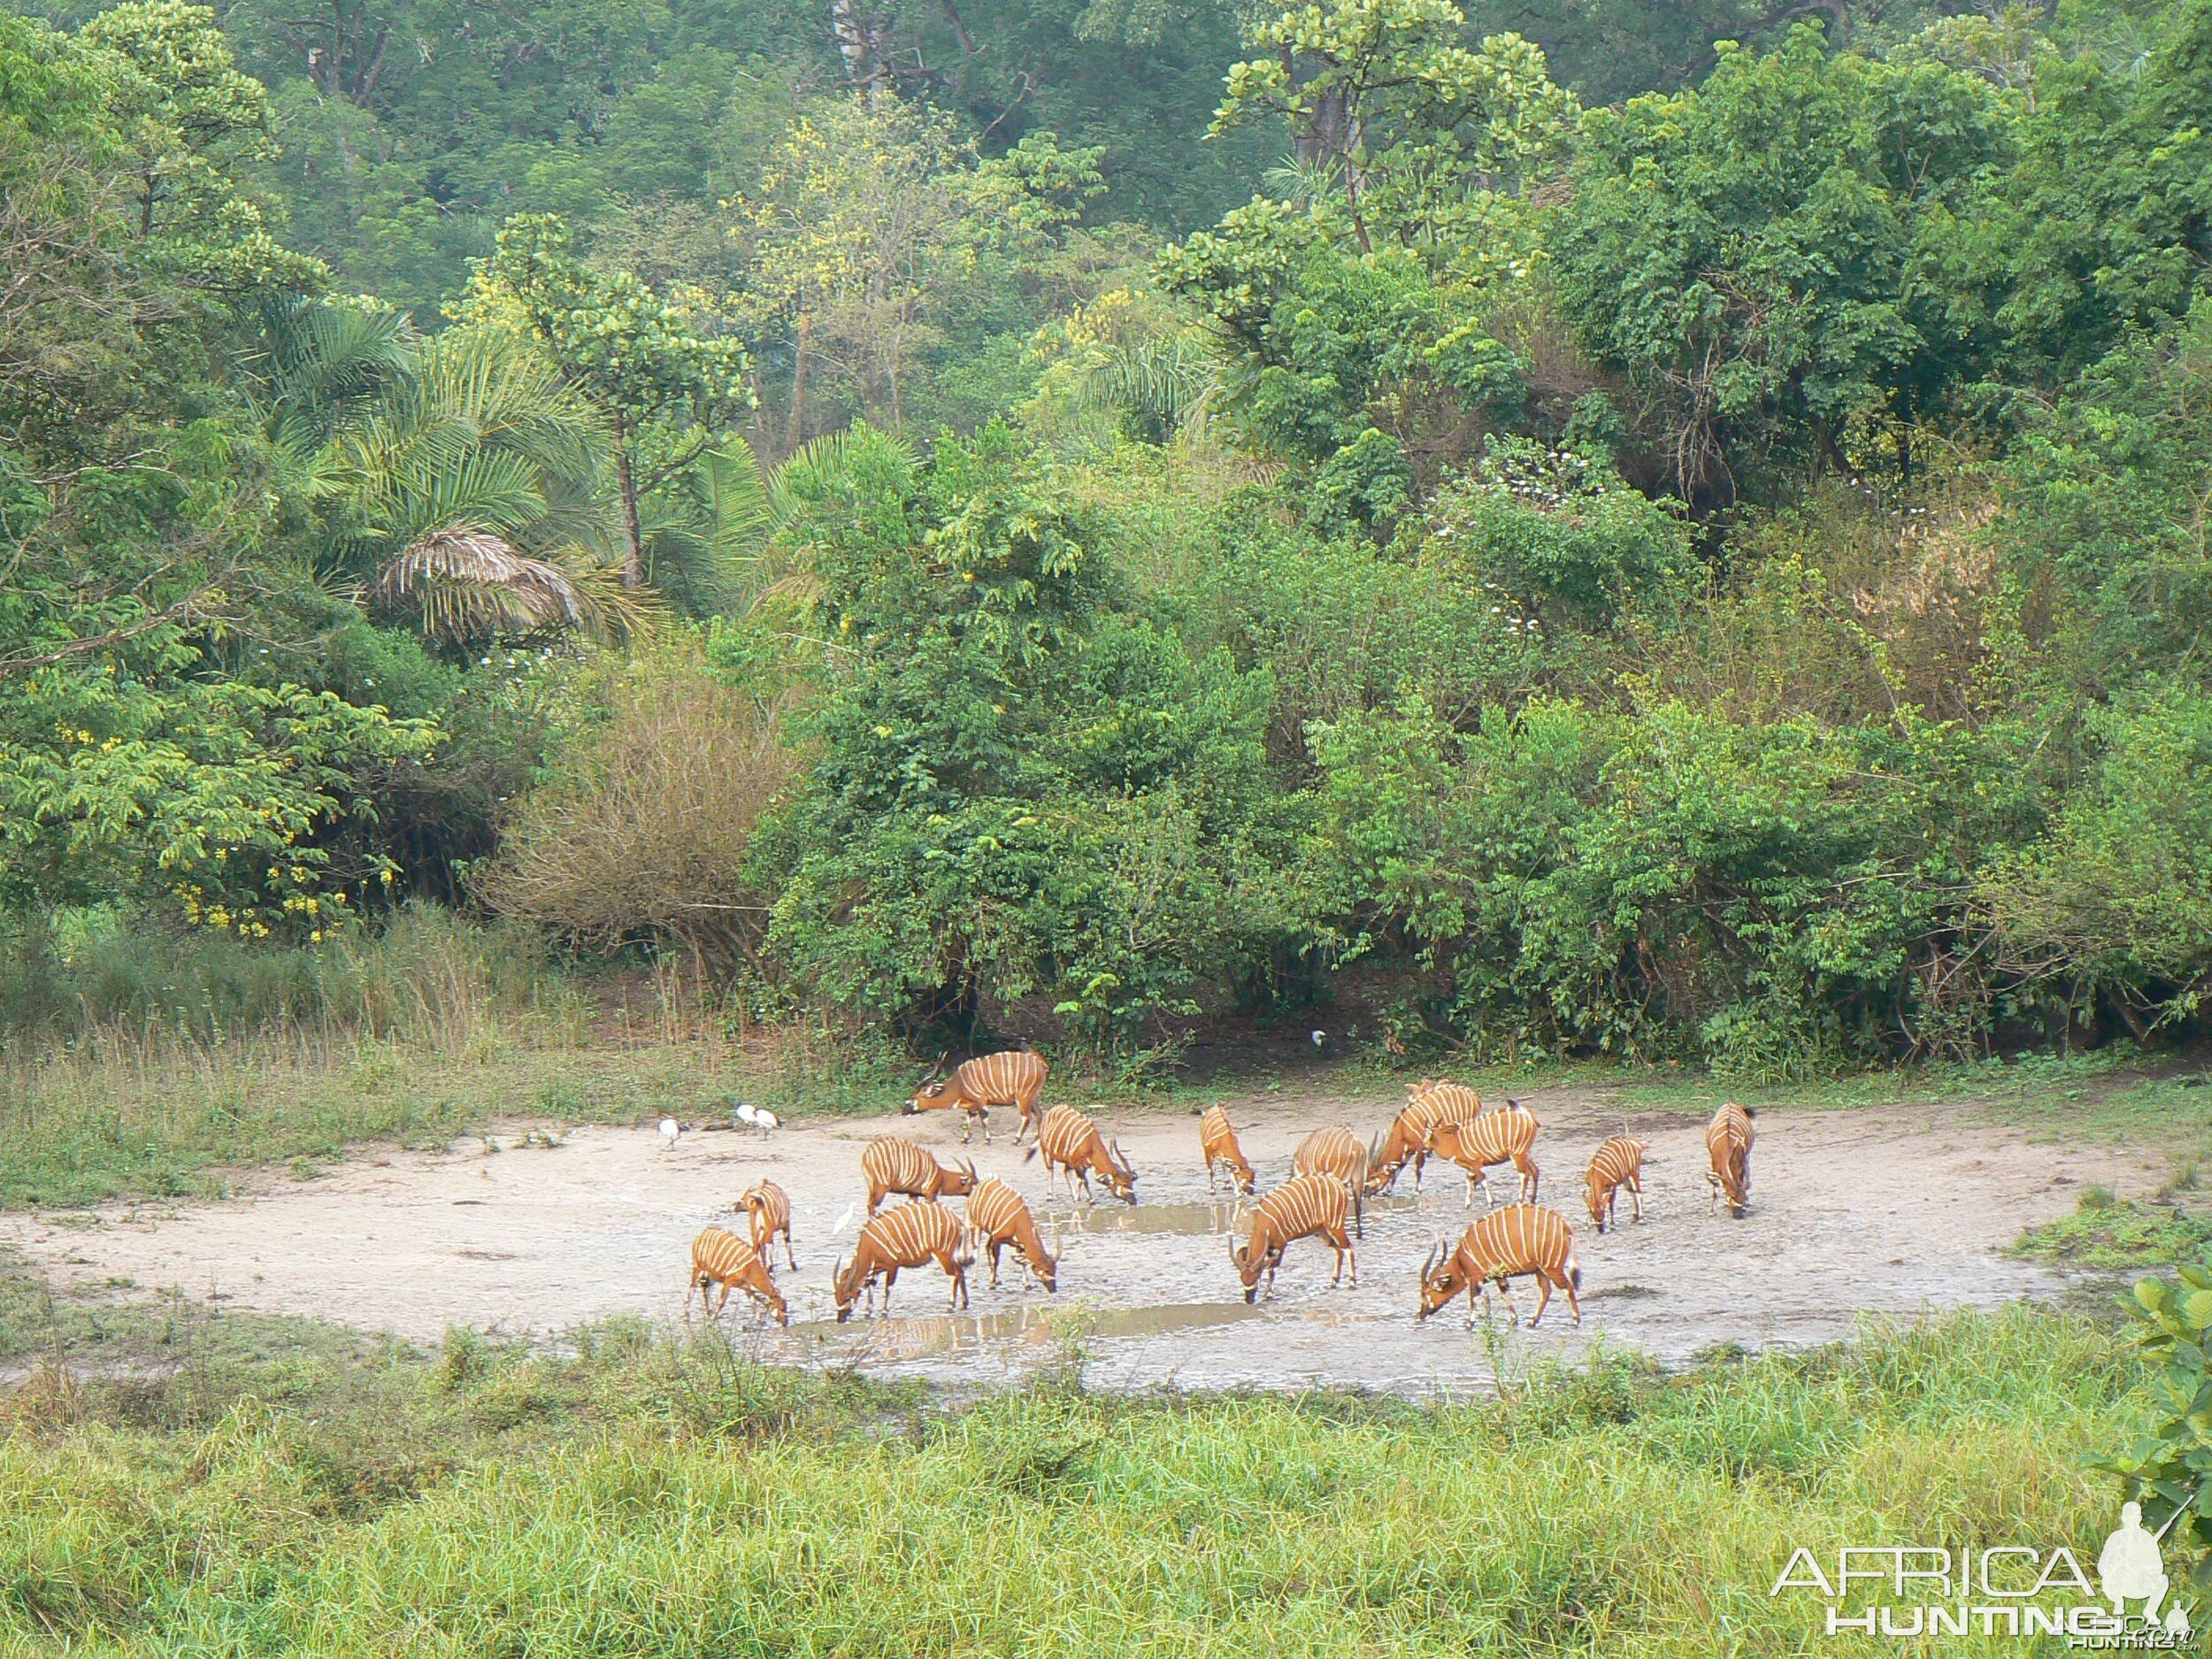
[2102, 1257, 2212, 1596]
[1550, 25, 2013, 501]
[2014, 1193, 2212, 1269]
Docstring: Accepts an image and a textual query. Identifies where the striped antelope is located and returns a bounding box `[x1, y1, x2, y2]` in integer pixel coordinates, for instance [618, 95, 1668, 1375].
[904, 1049, 1048, 1145]
[832, 1201, 971, 1321]
[860, 1136, 978, 1217]
[1372, 1079, 1484, 1192]
[1583, 1136, 1646, 1234]
[1230, 1171, 1357, 1303]
[1417, 1204, 1582, 1327]
[1198, 1105, 1256, 1195]
[1291, 1125, 1378, 1236]
[964, 1178, 1059, 1291]
[1427, 1101, 1542, 1207]
[737, 1178, 797, 1268]
[1024, 1105, 1137, 1204]
[1706, 1102, 1756, 1218]
[685, 1226, 789, 1325]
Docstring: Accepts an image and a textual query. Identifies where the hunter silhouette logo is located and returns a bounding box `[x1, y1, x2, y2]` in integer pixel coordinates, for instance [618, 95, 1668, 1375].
[2099, 1502, 2192, 1640]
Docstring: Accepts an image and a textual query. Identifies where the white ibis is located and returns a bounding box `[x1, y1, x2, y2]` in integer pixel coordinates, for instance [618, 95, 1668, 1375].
[657, 1118, 685, 1150]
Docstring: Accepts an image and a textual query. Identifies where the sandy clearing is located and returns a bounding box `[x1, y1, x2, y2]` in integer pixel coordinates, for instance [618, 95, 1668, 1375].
[2, 1089, 2165, 1394]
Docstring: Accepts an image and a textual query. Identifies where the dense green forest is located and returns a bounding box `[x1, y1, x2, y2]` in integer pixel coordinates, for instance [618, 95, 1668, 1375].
[3, 0, 2210, 1079]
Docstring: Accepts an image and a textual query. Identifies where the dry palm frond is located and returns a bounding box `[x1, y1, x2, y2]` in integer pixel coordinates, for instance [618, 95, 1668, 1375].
[368, 526, 643, 644]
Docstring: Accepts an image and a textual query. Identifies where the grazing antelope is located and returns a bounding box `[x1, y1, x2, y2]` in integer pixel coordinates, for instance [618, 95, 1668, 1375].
[1416, 1204, 1581, 1327]
[1706, 1102, 1755, 1218]
[1583, 1136, 1646, 1234]
[1427, 1101, 1542, 1207]
[1024, 1105, 1137, 1204]
[832, 1201, 971, 1321]
[1372, 1079, 1484, 1192]
[860, 1136, 978, 1217]
[1198, 1105, 1256, 1195]
[904, 1049, 1049, 1145]
[1291, 1125, 1376, 1235]
[685, 1226, 789, 1325]
[964, 1178, 1059, 1291]
[737, 1179, 797, 1268]
[1231, 1172, 1356, 1302]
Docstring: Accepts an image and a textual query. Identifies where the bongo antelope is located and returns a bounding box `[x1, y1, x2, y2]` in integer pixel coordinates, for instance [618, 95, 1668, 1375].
[685, 1226, 789, 1325]
[1024, 1105, 1137, 1204]
[1583, 1136, 1645, 1234]
[1198, 1106, 1256, 1195]
[1417, 1205, 1581, 1328]
[1706, 1103, 1755, 1218]
[1230, 1172, 1356, 1303]
[1427, 1100, 1541, 1206]
[904, 1049, 1048, 1145]
[832, 1201, 971, 1321]
[1371, 1079, 1483, 1192]
[1291, 1125, 1378, 1235]
[860, 1136, 978, 1217]
[964, 1178, 1059, 1291]
[738, 1178, 797, 1268]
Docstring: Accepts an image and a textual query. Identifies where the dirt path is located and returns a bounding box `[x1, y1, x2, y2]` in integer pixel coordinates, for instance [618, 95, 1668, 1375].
[2, 1088, 2163, 1394]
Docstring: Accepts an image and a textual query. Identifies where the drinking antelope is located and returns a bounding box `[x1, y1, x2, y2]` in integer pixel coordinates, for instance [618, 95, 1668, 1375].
[1291, 1125, 1377, 1236]
[1371, 1079, 1483, 1192]
[1417, 1205, 1581, 1328]
[1198, 1105, 1256, 1195]
[860, 1136, 978, 1216]
[904, 1049, 1049, 1145]
[1230, 1172, 1356, 1303]
[964, 1178, 1059, 1291]
[737, 1178, 797, 1268]
[1427, 1100, 1542, 1206]
[1024, 1105, 1137, 1204]
[685, 1226, 789, 1325]
[832, 1201, 971, 1321]
[1706, 1103, 1755, 1218]
[1582, 1136, 1646, 1234]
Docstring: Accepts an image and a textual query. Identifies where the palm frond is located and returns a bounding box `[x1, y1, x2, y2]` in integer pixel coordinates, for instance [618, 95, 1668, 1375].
[366, 527, 659, 647]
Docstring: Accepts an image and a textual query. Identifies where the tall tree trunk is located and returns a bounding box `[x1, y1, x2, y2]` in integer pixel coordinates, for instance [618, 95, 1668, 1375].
[616, 419, 646, 588]
[785, 311, 812, 453]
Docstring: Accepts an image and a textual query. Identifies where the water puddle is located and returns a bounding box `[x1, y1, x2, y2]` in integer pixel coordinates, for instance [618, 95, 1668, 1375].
[1041, 1193, 1424, 1238]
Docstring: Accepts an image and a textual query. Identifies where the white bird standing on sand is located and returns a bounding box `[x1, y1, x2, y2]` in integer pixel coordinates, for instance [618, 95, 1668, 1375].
[751, 1105, 780, 1138]
[657, 1118, 685, 1150]
[831, 1202, 856, 1235]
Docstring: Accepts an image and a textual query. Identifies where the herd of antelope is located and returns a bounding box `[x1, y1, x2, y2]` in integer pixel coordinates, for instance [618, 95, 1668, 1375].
[683, 1049, 1762, 1334]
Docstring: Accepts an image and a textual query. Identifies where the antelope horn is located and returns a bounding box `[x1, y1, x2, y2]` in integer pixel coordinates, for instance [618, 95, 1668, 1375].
[920, 1051, 949, 1084]
[959, 1156, 977, 1181]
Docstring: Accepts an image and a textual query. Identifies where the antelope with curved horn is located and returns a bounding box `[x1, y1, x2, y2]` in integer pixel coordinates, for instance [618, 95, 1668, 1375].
[1290, 1125, 1375, 1236]
[1426, 1100, 1541, 1207]
[964, 1177, 1059, 1291]
[859, 1136, 978, 1217]
[1416, 1205, 1580, 1328]
[1582, 1136, 1645, 1234]
[1230, 1172, 1356, 1303]
[685, 1226, 789, 1325]
[831, 1200, 972, 1321]
[1371, 1079, 1484, 1192]
[737, 1178, 797, 1268]
[1706, 1103, 1755, 1218]
[1198, 1105, 1256, 1195]
[903, 1048, 1049, 1145]
[1024, 1105, 1137, 1204]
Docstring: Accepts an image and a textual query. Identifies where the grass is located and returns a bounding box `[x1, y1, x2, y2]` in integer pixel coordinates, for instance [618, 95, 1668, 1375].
[2011, 1182, 2212, 1269]
[0, 1246, 2152, 1656]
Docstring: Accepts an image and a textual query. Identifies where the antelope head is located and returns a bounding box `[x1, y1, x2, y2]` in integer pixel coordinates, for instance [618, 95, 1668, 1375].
[1416, 1236, 1466, 1321]
[1584, 1166, 1610, 1230]
[1229, 1233, 1265, 1301]
[1102, 1137, 1137, 1205]
[831, 1254, 862, 1323]
[904, 1053, 951, 1115]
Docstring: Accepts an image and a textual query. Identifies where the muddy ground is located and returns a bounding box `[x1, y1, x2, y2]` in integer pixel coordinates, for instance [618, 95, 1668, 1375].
[2, 1087, 2165, 1394]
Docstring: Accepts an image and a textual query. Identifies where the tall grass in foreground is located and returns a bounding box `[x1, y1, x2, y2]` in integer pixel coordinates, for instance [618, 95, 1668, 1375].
[0, 1301, 2145, 1656]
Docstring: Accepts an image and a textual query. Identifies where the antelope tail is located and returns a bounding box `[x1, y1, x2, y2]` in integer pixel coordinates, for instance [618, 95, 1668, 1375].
[1022, 1144, 1040, 1165]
